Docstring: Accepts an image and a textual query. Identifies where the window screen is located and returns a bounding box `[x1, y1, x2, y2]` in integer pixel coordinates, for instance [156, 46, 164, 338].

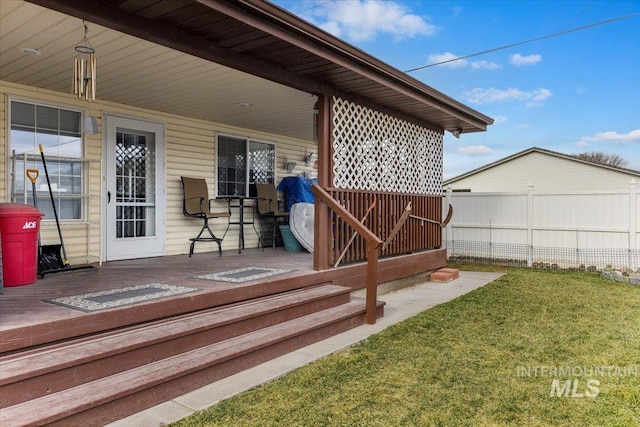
[10, 100, 84, 220]
[217, 135, 275, 197]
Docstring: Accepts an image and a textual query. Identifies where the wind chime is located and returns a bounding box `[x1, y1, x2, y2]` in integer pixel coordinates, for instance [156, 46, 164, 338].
[72, 21, 96, 102]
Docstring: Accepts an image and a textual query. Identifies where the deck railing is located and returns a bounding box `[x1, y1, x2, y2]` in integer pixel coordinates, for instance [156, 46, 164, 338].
[326, 188, 443, 264]
[312, 185, 383, 324]
[312, 186, 444, 323]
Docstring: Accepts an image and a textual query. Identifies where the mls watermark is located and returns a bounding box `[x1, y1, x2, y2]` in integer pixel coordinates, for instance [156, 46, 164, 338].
[548, 378, 600, 398]
[516, 365, 639, 398]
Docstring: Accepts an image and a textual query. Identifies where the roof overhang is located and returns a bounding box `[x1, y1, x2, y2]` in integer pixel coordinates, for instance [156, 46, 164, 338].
[21, 0, 493, 136]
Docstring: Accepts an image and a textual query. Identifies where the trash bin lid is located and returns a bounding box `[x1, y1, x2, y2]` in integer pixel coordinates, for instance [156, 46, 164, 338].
[0, 203, 43, 217]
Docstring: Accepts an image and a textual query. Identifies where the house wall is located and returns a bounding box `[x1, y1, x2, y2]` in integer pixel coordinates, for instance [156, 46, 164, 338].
[446, 152, 638, 192]
[1, 81, 317, 262]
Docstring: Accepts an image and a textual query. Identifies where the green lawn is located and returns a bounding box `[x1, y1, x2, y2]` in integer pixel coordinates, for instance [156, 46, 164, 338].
[172, 268, 640, 427]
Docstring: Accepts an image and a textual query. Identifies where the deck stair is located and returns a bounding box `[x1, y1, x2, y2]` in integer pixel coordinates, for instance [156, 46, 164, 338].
[0, 284, 384, 426]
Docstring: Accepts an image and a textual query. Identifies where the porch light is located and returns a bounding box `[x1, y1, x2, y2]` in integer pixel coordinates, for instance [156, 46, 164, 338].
[450, 128, 462, 138]
[19, 48, 41, 56]
[304, 151, 317, 167]
[85, 115, 99, 135]
[72, 21, 96, 102]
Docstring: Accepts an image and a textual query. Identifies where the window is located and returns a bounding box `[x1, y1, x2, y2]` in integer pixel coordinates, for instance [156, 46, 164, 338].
[217, 135, 275, 196]
[9, 100, 84, 220]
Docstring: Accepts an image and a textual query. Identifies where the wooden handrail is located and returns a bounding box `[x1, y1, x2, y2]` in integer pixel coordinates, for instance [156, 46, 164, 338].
[312, 185, 382, 247]
[312, 184, 382, 324]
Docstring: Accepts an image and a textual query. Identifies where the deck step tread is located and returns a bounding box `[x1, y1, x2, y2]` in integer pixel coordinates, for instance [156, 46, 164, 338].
[0, 301, 368, 426]
[0, 284, 348, 385]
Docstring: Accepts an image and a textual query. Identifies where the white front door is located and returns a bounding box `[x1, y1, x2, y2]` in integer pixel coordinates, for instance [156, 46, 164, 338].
[104, 115, 165, 260]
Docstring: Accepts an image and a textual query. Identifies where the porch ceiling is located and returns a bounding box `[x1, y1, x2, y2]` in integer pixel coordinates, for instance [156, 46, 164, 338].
[3, 0, 493, 140]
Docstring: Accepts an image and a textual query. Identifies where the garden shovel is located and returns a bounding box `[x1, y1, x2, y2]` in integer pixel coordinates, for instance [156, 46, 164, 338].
[26, 168, 42, 251]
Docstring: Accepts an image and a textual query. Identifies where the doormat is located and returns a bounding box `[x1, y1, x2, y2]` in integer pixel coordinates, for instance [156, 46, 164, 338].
[195, 267, 293, 284]
[45, 283, 199, 312]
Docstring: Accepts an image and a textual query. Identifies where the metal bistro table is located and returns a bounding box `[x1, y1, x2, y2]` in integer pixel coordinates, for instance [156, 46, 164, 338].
[217, 195, 259, 254]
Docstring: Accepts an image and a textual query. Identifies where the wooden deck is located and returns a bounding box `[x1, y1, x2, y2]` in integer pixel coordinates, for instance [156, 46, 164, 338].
[1, 248, 316, 350]
[0, 247, 445, 350]
[0, 247, 445, 426]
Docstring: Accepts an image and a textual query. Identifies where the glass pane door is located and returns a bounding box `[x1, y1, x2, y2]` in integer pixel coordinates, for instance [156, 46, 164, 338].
[105, 115, 165, 261]
[115, 130, 156, 238]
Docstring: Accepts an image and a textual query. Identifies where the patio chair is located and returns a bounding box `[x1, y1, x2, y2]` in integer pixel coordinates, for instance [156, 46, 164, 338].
[255, 183, 290, 250]
[181, 176, 230, 257]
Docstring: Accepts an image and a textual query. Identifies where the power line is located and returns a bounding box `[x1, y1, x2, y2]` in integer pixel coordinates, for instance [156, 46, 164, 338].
[475, 1, 595, 104]
[288, 0, 333, 16]
[404, 12, 640, 73]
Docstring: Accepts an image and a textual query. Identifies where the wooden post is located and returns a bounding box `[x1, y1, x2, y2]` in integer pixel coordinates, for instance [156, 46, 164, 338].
[365, 240, 379, 324]
[312, 185, 382, 324]
[314, 94, 331, 270]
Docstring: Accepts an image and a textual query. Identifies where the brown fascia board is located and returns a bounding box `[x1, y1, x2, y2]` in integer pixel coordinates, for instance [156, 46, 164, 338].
[200, 0, 494, 131]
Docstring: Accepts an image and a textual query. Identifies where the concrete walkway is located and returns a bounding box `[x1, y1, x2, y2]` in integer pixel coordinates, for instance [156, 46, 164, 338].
[107, 270, 504, 427]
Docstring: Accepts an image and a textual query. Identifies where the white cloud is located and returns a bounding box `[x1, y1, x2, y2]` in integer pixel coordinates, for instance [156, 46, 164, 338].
[471, 60, 501, 70]
[462, 87, 552, 106]
[320, 21, 342, 38]
[427, 52, 468, 68]
[492, 115, 508, 124]
[314, 0, 438, 42]
[517, 123, 531, 130]
[526, 88, 553, 107]
[452, 6, 463, 16]
[578, 129, 640, 145]
[457, 145, 494, 156]
[509, 53, 542, 67]
[531, 88, 552, 101]
[426, 53, 499, 69]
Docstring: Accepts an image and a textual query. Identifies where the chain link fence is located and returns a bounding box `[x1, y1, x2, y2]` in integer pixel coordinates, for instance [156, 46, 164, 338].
[445, 240, 640, 273]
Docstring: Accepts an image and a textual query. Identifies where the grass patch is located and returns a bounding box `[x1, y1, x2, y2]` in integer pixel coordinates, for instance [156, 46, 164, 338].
[172, 269, 640, 427]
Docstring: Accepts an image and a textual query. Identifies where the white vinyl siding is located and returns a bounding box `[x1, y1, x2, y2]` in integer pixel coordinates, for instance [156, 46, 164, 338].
[1, 80, 316, 261]
[446, 152, 638, 193]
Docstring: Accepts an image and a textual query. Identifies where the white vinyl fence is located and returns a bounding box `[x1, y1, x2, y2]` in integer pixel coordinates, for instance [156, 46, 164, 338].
[443, 180, 639, 272]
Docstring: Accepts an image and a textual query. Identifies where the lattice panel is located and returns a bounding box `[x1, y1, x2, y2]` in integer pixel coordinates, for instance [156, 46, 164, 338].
[115, 131, 155, 238]
[115, 134, 150, 203]
[250, 146, 275, 183]
[332, 97, 443, 195]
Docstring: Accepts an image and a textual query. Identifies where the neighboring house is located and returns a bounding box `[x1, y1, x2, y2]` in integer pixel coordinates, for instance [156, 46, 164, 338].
[443, 147, 640, 193]
[1, 0, 493, 272]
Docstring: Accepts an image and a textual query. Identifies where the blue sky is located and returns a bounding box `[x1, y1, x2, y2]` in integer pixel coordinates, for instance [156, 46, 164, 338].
[271, 0, 640, 179]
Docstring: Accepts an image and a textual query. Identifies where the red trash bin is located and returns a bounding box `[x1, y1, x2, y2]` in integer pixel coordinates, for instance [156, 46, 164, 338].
[0, 203, 44, 287]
